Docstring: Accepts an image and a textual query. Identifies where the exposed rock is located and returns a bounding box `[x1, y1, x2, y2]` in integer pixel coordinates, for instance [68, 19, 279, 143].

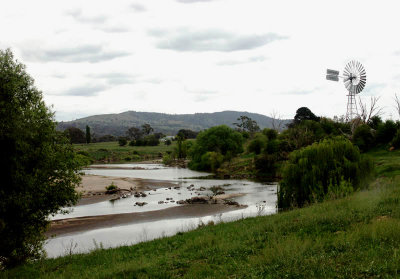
[216, 191, 225, 195]
[224, 200, 239, 206]
[135, 202, 147, 206]
[186, 196, 209, 204]
[176, 200, 186, 204]
[158, 201, 164, 204]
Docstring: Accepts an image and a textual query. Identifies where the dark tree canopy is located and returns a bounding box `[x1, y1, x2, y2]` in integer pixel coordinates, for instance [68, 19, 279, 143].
[177, 129, 198, 139]
[294, 107, 319, 123]
[86, 125, 91, 144]
[64, 127, 86, 144]
[0, 49, 81, 266]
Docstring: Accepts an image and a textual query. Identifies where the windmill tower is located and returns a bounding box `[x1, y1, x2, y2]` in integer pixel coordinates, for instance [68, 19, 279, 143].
[326, 61, 367, 122]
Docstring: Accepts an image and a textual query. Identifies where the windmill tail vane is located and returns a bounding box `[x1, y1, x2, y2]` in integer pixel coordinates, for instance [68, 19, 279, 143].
[326, 60, 367, 122]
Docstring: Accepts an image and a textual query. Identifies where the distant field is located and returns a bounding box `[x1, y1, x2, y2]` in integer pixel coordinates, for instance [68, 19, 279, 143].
[74, 141, 177, 163]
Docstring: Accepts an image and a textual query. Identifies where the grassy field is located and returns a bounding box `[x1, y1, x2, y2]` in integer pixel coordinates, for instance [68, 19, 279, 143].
[3, 148, 400, 278]
[74, 141, 176, 163]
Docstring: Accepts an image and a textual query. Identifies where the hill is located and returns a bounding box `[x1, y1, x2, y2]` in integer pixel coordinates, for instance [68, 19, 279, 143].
[57, 110, 290, 136]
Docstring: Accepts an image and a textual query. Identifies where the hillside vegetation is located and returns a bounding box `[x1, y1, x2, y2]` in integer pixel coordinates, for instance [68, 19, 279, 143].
[57, 110, 289, 136]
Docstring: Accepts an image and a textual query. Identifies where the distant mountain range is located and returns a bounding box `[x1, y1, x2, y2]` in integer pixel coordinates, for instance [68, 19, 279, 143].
[57, 110, 291, 136]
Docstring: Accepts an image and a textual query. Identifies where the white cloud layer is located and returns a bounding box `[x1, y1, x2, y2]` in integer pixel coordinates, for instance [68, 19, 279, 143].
[1, 0, 400, 121]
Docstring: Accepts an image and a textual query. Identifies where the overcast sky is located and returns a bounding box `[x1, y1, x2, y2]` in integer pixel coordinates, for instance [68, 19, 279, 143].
[1, 0, 400, 121]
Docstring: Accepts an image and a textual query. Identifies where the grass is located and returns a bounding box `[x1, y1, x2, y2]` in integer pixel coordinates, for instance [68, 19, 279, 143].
[3, 148, 400, 278]
[74, 141, 176, 163]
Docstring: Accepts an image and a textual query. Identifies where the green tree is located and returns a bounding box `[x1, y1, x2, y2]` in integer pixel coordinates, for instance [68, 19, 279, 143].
[118, 137, 128, 146]
[233, 116, 260, 134]
[293, 107, 319, 124]
[0, 49, 81, 266]
[141, 123, 153, 135]
[278, 137, 373, 209]
[189, 125, 243, 171]
[64, 127, 86, 144]
[85, 125, 91, 144]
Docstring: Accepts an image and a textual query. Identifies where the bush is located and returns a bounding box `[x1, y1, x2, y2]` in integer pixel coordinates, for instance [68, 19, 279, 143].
[352, 124, 375, 152]
[262, 128, 278, 140]
[278, 137, 373, 209]
[390, 129, 400, 149]
[247, 134, 268, 155]
[200, 152, 224, 172]
[105, 183, 118, 194]
[118, 137, 128, 146]
[376, 120, 397, 144]
[165, 139, 172, 145]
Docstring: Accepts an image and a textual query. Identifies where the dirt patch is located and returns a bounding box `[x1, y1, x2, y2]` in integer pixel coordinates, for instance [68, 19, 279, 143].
[77, 175, 178, 205]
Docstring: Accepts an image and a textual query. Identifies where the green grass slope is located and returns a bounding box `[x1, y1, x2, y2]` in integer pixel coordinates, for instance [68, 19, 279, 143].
[3, 148, 400, 278]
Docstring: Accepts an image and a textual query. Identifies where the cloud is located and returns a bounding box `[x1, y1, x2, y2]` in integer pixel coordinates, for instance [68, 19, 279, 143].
[217, 55, 267, 66]
[131, 4, 146, 12]
[362, 83, 386, 96]
[185, 87, 218, 102]
[66, 9, 107, 24]
[22, 45, 131, 63]
[280, 89, 315, 95]
[88, 73, 137, 85]
[151, 29, 286, 52]
[62, 85, 108, 97]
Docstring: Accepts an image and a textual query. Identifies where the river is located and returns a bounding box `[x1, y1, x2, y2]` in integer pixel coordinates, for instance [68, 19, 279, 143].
[45, 164, 277, 258]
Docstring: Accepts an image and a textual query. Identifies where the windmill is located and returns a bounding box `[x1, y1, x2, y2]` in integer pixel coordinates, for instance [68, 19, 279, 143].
[326, 60, 367, 121]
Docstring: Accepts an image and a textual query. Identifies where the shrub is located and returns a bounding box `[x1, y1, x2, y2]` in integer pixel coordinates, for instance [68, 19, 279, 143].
[105, 183, 118, 194]
[165, 139, 172, 145]
[278, 137, 373, 209]
[262, 128, 278, 140]
[200, 152, 224, 172]
[247, 134, 268, 155]
[118, 137, 128, 146]
[352, 124, 375, 152]
[376, 120, 397, 144]
[390, 130, 400, 149]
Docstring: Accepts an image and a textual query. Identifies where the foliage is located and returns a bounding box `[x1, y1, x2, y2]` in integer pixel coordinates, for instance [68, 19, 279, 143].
[165, 139, 172, 146]
[118, 137, 128, 146]
[189, 125, 243, 171]
[105, 183, 118, 194]
[177, 129, 198, 139]
[85, 125, 91, 144]
[141, 123, 153, 135]
[247, 134, 268, 155]
[390, 129, 400, 149]
[352, 124, 375, 152]
[233, 115, 260, 134]
[280, 120, 324, 150]
[278, 137, 373, 209]
[0, 49, 81, 266]
[376, 120, 397, 144]
[199, 152, 224, 172]
[262, 128, 277, 140]
[126, 127, 142, 141]
[293, 107, 319, 124]
[64, 127, 86, 144]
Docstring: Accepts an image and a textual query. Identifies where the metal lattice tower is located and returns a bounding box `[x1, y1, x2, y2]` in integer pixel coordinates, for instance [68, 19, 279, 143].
[345, 92, 358, 121]
[326, 60, 367, 122]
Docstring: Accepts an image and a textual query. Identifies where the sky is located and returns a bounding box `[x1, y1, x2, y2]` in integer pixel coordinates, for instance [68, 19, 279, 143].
[1, 0, 400, 121]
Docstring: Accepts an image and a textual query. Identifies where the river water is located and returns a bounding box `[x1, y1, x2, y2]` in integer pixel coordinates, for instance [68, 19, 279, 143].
[45, 164, 277, 258]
